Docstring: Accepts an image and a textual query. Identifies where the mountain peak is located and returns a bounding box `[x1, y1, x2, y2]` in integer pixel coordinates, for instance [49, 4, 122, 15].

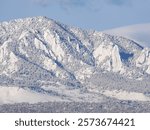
[1, 16, 52, 23]
[0, 16, 149, 78]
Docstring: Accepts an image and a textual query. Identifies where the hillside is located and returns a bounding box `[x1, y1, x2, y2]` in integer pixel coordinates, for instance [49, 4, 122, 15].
[0, 17, 150, 112]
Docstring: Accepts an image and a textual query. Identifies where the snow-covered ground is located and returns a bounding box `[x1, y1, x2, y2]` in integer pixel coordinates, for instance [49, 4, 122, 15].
[101, 90, 150, 102]
[0, 86, 66, 104]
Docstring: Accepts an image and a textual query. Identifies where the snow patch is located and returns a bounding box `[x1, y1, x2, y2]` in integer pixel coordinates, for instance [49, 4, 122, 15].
[18, 45, 29, 57]
[6, 52, 18, 74]
[146, 66, 150, 74]
[93, 43, 123, 72]
[93, 42, 113, 64]
[0, 86, 66, 104]
[44, 30, 65, 62]
[34, 38, 49, 54]
[0, 41, 10, 63]
[112, 45, 123, 72]
[136, 48, 150, 74]
[43, 56, 57, 71]
[75, 67, 94, 80]
[102, 90, 150, 102]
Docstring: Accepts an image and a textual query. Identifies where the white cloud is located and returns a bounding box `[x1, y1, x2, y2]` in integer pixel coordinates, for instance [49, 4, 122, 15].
[107, 0, 133, 6]
[31, 0, 87, 7]
[30, 0, 133, 11]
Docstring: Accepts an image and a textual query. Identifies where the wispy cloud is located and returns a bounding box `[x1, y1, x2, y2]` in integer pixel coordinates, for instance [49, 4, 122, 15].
[32, 0, 49, 7]
[31, 0, 87, 7]
[107, 0, 133, 6]
[60, 0, 87, 7]
[31, 0, 132, 10]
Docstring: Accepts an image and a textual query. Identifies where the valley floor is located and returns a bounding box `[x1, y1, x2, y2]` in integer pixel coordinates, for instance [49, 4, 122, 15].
[0, 101, 150, 113]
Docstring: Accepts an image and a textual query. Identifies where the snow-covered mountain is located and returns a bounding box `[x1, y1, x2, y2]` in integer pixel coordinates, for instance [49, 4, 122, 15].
[0, 16, 150, 106]
[103, 23, 150, 47]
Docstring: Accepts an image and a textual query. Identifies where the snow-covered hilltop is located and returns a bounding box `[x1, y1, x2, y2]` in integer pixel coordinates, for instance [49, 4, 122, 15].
[0, 16, 150, 105]
[103, 23, 150, 47]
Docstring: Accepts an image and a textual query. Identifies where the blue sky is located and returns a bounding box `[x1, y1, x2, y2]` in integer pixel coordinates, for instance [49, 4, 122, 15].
[0, 0, 150, 30]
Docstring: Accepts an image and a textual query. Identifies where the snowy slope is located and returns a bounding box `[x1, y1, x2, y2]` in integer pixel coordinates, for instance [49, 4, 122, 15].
[0, 17, 150, 105]
[103, 23, 150, 47]
[0, 86, 66, 104]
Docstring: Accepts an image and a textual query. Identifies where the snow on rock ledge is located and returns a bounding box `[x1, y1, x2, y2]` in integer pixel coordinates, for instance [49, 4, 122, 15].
[44, 30, 65, 62]
[93, 43, 123, 72]
[136, 48, 150, 74]
[112, 45, 123, 72]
